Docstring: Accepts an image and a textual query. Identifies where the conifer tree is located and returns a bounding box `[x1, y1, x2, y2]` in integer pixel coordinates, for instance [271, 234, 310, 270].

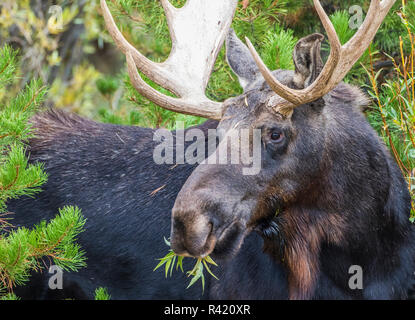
[100, 0, 301, 129]
[0, 45, 86, 299]
[102, 0, 401, 128]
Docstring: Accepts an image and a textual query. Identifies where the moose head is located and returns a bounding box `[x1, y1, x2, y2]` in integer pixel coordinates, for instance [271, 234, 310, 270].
[102, 0, 400, 298]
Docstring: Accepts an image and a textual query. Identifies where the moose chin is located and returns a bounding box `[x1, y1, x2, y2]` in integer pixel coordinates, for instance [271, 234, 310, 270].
[7, 0, 415, 300]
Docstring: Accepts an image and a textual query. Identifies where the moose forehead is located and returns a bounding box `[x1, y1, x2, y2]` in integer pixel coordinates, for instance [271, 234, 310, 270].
[220, 69, 298, 129]
[218, 68, 369, 138]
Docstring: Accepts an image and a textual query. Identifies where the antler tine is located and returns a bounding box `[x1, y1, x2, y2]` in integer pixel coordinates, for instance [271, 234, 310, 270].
[341, 0, 396, 61]
[100, 0, 173, 94]
[244, 0, 342, 107]
[126, 52, 223, 120]
[101, 0, 238, 120]
[245, 38, 303, 106]
[246, 0, 396, 111]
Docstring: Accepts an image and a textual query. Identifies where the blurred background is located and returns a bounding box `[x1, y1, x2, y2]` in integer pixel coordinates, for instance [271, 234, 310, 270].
[0, 0, 413, 216]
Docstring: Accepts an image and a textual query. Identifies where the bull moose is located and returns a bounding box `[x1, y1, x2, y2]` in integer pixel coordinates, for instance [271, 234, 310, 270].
[8, 0, 415, 299]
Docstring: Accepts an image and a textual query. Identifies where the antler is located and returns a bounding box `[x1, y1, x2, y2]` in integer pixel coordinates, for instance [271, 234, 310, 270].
[245, 0, 396, 113]
[101, 0, 238, 120]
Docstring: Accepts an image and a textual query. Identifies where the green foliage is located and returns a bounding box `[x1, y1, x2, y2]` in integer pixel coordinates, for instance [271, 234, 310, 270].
[0, 45, 18, 87]
[329, 10, 355, 45]
[232, 0, 290, 46]
[0, 293, 19, 300]
[102, 0, 300, 128]
[0, 79, 47, 145]
[1, 0, 411, 129]
[154, 238, 218, 292]
[0, 145, 47, 213]
[0, 0, 107, 119]
[375, 0, 415, 53]
[94, 287, 111, 300]
[0, 45, 86, 297]
[97, 107, 142, 126]
[283, 0, 411, 54]
[123, 73, 206, 129]
[0, 0, 80, 83]
[260, 27, 298, 71]
[96, 76, 120, 98]
[327, 10, 372, 83]
[0, 206, 87, 292]
[0, 45, 48, 213]
[364, 2, 415, 220]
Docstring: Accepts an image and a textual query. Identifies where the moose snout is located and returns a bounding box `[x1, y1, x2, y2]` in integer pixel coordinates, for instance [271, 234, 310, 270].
[170, 214, 217, 258]
[170, 168, 251, 258]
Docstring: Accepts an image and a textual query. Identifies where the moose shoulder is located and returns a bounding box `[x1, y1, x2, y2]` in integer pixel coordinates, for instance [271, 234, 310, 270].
[7, 0, 415, 299]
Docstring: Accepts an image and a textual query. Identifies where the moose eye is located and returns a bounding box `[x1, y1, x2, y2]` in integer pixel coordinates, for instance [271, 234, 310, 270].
[270, 130, 284, 143]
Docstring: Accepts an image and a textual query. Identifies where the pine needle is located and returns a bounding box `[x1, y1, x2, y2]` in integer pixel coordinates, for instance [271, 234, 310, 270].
[154, 237, 219, 292]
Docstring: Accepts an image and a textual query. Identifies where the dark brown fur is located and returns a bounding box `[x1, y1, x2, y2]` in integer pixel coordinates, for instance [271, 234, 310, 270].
[171, 31, 415, 299]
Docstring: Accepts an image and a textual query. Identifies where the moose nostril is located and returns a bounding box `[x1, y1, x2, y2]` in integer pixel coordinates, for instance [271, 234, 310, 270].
[172, 216, 187, 236]
[184, 223, 215, 257]
[170, 215, 216, 257]
[170, 217, 187, 253]
[170, 241, 190, 256]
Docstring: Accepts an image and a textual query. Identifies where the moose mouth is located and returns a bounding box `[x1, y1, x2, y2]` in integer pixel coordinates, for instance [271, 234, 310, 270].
[173, 219, 248, 260]
[186, 208, 281, 259]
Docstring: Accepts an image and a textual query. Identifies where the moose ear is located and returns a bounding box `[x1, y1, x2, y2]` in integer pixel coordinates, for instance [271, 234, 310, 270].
[226, 29, 260, 91]
[292, 33, 325, 89]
